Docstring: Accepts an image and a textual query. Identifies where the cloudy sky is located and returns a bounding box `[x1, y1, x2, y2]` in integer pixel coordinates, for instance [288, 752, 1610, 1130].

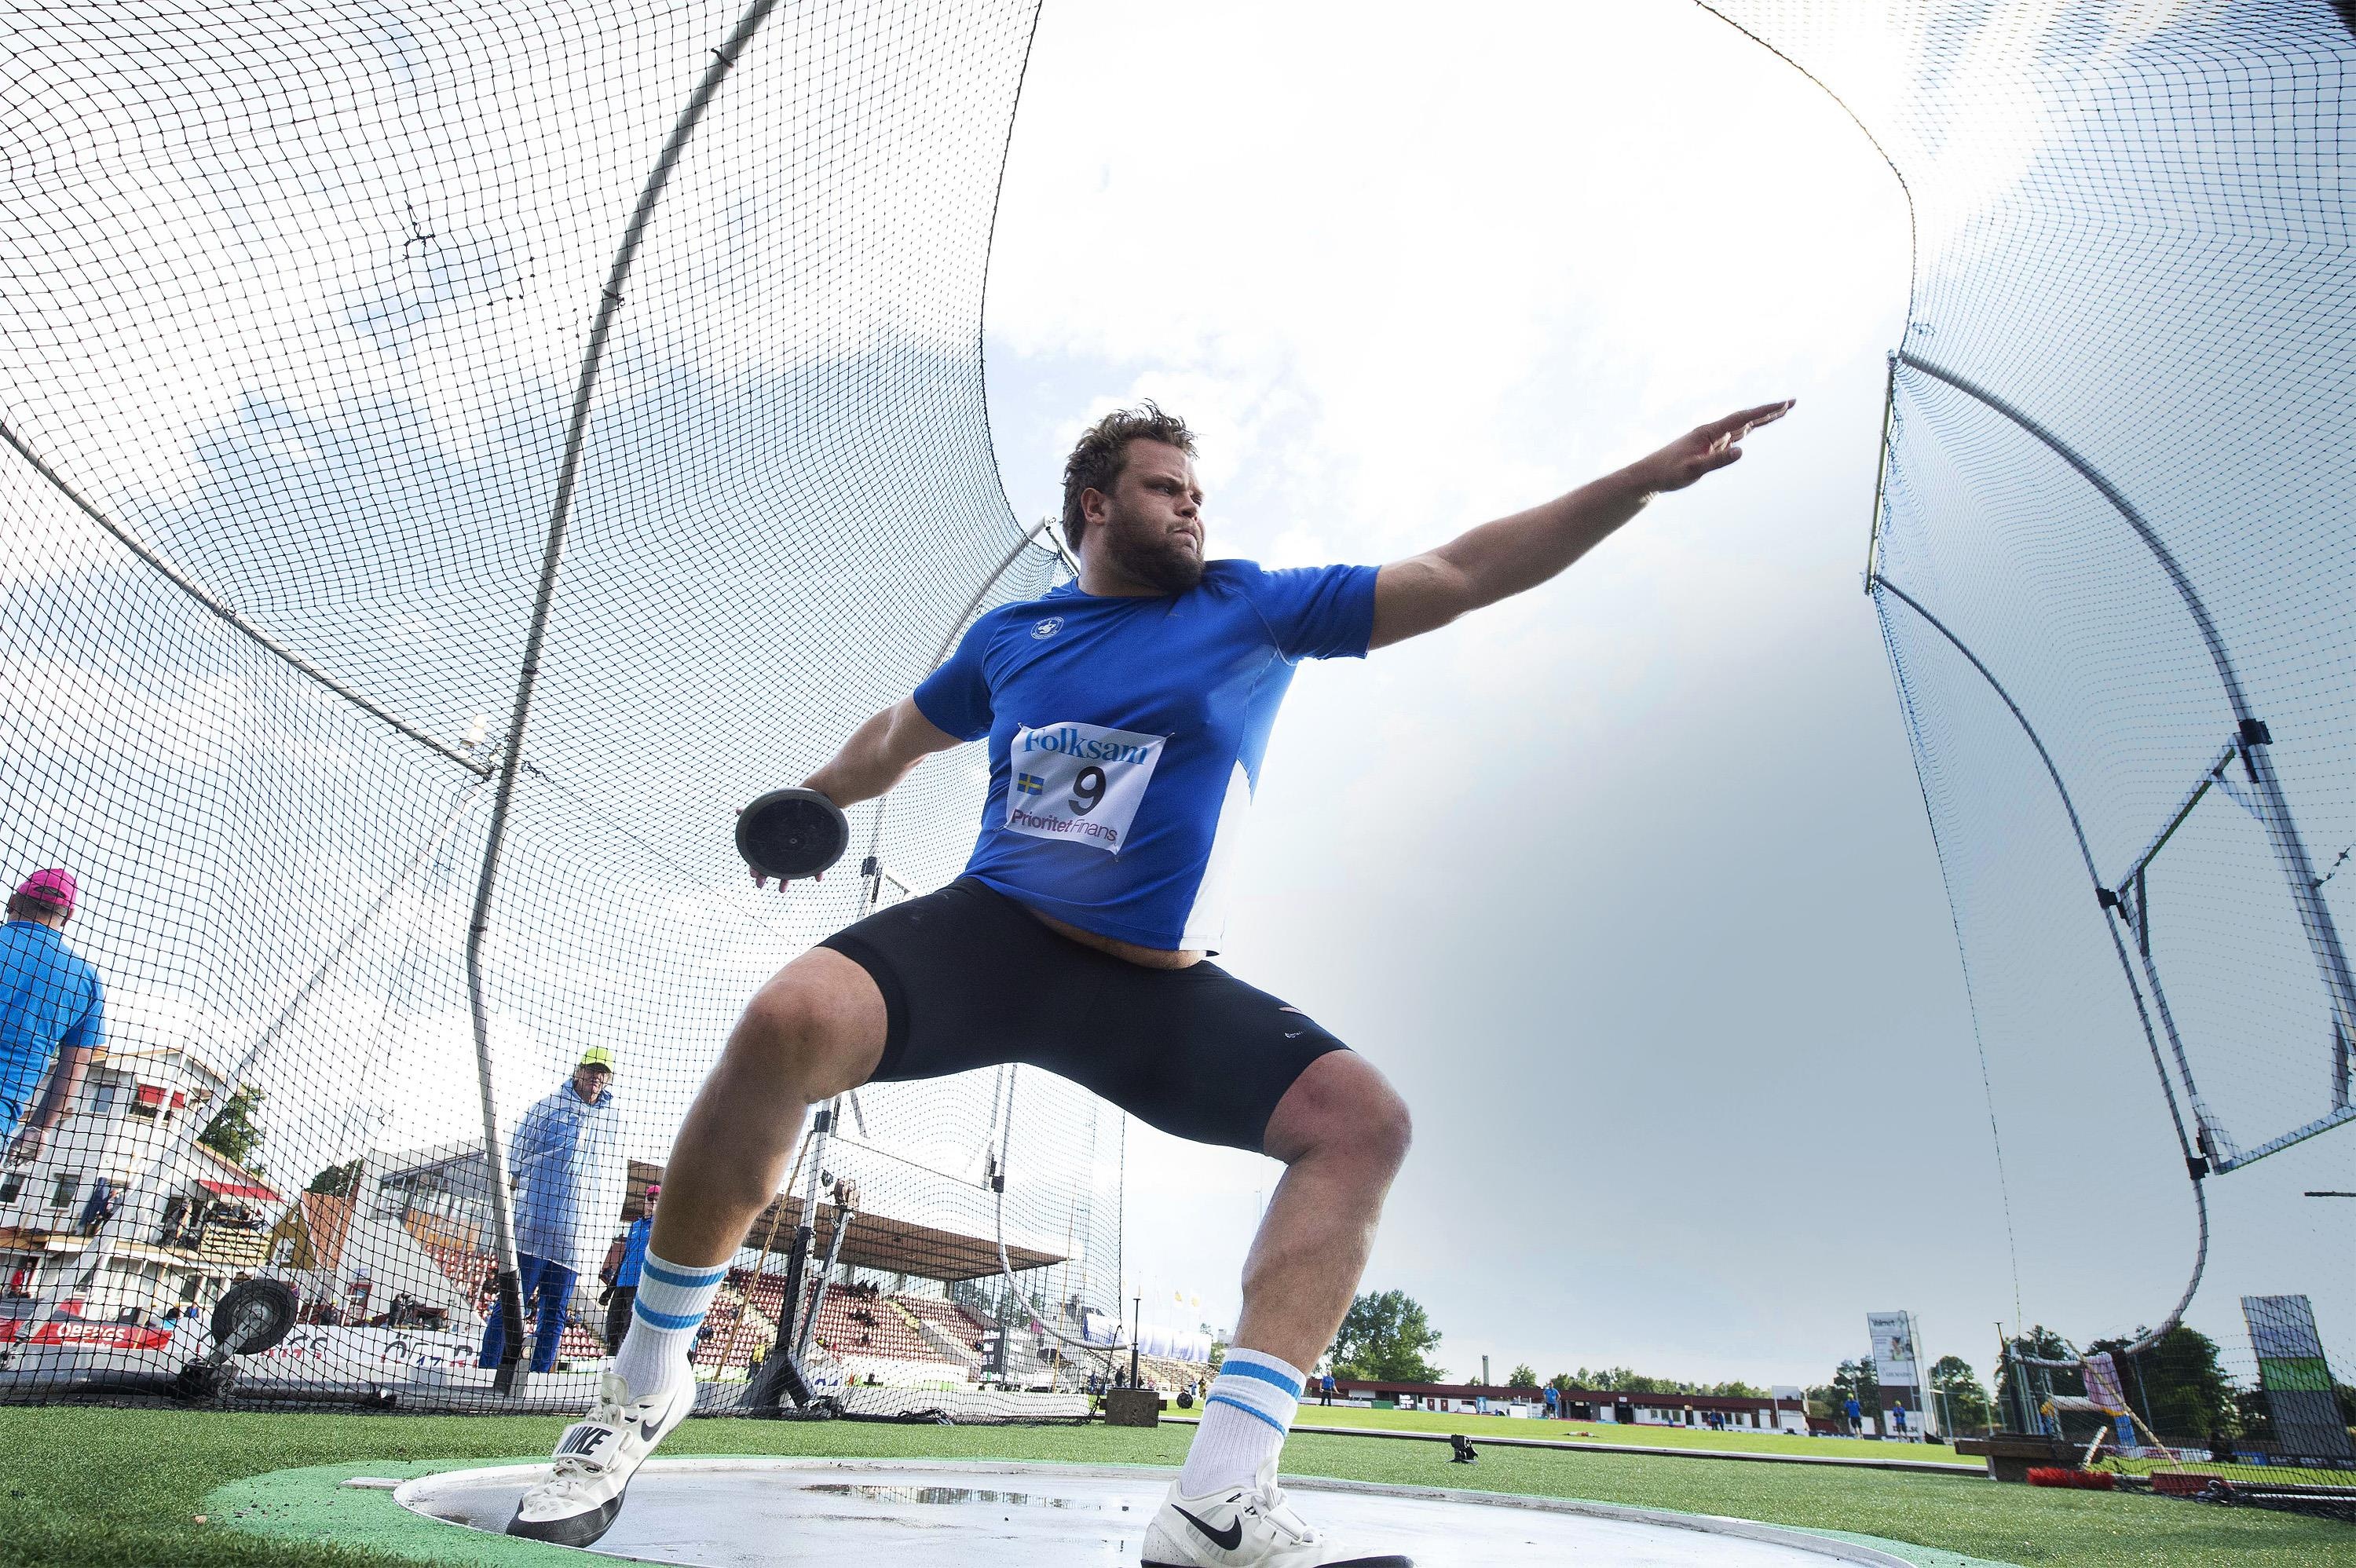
[979, 1, 1962, 1386]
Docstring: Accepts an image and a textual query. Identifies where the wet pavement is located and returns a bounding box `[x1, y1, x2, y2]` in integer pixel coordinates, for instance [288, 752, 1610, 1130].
[398, 1457, 1912, 1566]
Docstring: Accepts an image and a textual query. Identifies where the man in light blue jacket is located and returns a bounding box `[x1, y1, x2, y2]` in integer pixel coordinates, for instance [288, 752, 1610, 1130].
[482, 1047, 623, 1372]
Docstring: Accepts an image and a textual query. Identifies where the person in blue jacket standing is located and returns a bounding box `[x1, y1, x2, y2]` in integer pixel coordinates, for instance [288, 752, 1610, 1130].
[2, 869, 104, 1166]
[482, 1046, 624, 1373]
[599, 1182, 659, 1354]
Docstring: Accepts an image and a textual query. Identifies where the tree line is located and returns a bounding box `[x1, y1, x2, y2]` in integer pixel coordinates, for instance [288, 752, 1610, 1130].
[1267, 1288, 2348, 1449]
[1326, 1289, 1760, 1397]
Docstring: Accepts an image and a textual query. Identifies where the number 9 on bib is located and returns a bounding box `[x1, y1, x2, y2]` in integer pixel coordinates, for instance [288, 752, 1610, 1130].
[1004, 721, 1168, 855]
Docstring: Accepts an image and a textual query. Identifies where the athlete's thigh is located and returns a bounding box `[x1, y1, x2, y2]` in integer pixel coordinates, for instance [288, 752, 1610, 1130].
[1054, 962, 1348, 1154]
[738, 944, 891, 1101]
[816, 879, 1081, 1083]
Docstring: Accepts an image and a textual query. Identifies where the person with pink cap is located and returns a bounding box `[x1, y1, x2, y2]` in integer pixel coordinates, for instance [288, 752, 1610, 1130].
[1, 869, 104, 1164]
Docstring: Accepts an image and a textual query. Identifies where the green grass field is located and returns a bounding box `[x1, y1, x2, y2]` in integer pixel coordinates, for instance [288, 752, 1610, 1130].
[1287, 1403, 2356, 1486]
[1288, 1403, 1976, 1464]
[0, 1405, 2347, 1568]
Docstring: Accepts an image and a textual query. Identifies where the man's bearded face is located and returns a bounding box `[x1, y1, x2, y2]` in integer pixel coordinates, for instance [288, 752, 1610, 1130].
[1092, 440, 1205, 594]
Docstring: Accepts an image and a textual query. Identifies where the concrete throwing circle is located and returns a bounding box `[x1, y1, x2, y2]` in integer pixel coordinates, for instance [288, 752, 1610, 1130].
[394, 1458, 1924, 1566]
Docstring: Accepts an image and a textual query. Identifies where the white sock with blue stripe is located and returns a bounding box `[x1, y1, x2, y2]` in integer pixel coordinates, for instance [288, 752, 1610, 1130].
[1180, 1347, 1303, 1495]
[612, 1252, 726, 1403]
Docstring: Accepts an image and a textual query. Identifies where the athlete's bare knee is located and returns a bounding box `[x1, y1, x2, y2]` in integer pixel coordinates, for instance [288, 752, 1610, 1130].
[737, 977, 821, 1055]
[728, 949, 882, 1098]
[685, 1131, 786, 1215]
[1352, 1080, 1413, 1175]
[1267, 1052, 1412, 1172]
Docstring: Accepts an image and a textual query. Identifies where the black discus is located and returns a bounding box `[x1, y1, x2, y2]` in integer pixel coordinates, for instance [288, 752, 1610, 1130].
[210, 1277, 298, 1355]
[736, 787, 851, 880]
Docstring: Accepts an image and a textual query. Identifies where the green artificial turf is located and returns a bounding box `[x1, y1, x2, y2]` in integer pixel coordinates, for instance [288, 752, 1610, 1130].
[0, 1404, 2347, 1568]
[1287, 1404, 1977, 1465]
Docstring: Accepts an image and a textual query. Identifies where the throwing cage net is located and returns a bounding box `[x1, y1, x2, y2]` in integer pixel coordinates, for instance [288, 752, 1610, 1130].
[0, 0, 1132, 1417]
[1704, 1, 2356, 1485]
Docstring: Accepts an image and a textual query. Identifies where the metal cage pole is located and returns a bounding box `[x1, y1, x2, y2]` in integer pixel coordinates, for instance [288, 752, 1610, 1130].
[463, 0, 787, 1394]
[793, 1160, 852, 1367]
[1861, 353, 1897, 592]
[1897, 353, 2356, 1102]
[850, 516, 1070, 893]
[1875, 579, 2209, 1351]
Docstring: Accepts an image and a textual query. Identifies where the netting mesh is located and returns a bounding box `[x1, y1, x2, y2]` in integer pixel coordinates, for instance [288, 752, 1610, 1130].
[2, 0, 1130, 1416]
[1705, 1, 2356, 1474]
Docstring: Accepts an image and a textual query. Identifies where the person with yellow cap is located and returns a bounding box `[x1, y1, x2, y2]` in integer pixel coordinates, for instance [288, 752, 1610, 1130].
[482, 1046, 623, 1374]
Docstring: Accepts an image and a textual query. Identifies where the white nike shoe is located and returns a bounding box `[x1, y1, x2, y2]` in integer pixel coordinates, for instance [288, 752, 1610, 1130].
[1141, 1460, 1412, 1567]
[506, 1369, 693, 1546]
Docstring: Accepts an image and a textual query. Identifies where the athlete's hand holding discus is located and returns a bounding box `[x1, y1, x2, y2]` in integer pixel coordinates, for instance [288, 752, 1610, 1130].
[736, 692, 960, 890]
[737, 787, 850, 890]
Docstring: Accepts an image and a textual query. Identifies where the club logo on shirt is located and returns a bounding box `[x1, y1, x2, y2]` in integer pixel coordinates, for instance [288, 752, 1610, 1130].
[1031, 616, 1064, 640]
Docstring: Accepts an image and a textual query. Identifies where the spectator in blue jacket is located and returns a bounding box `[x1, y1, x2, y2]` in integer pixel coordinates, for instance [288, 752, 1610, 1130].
[2, 869, 104, 1165]
[481, 1047, 623, 1372]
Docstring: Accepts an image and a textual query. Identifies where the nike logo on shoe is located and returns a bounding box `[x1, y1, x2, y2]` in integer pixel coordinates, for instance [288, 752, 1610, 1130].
[1173, 1504, 1243, 1551]
[554, 1424, 613, 1460]
[638, 1388, 680, 1443]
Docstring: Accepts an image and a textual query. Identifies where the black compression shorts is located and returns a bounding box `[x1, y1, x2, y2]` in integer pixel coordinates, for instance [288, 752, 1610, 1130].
[818, 878, 1348, 1153]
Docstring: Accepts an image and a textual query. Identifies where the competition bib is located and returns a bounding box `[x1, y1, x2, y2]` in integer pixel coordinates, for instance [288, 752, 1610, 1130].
[1004, 721, 1167, 855]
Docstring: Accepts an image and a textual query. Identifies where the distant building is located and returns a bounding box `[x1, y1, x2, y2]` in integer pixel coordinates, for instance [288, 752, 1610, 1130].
[263, 1185, 482, 1332]
[0, 1043, 286, 1335]
[1330, 1377, 1809, 1432]
[370, 1138, 499, 1256]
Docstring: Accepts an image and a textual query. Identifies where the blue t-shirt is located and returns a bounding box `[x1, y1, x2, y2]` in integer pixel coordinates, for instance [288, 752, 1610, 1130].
[913, 560, 1378, 950]
[0, 922, 104, 1134]
[615, 1215, 653, 1288]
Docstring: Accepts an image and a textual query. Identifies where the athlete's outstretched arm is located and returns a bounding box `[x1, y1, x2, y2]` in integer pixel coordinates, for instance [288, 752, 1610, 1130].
[803, 697, 962, 809]
[1367, 400, 1793, 649]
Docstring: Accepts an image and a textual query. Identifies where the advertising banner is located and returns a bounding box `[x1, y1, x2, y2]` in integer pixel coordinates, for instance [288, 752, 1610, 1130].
[1867, 1311, 1920, 1387]
[2242, 1294, 2354, 1460]
[1869, 1310, 1931, 1437]
[0, 1317, 174, 1351]
[254, 1323, 485, 1375]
